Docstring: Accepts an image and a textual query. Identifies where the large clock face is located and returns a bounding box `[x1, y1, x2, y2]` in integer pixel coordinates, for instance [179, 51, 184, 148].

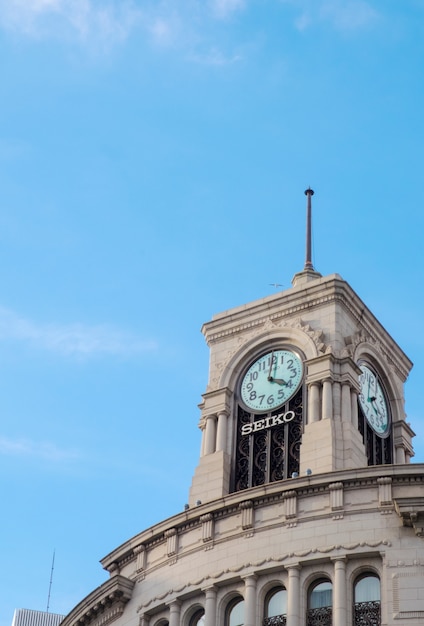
[358, 363, 390, 436]
[240, 349, 303, 412]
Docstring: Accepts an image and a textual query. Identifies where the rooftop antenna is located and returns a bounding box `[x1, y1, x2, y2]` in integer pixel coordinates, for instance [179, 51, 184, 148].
[291, 188, 321, 287]
[304, 187, 315, 271]
[46, 549, 55, 613]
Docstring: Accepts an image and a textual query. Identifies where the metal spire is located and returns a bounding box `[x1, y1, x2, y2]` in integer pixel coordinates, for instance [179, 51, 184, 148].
[304, 187, 314, 271]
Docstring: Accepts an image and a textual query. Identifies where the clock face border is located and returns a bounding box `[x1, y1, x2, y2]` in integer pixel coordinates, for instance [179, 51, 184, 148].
[239, 347, 304, 414]
[358, 361, 391, 437]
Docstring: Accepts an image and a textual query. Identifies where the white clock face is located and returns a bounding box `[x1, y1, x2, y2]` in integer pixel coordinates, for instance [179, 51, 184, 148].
[240, 349, 303, 412]
[358, 364, 390, 436]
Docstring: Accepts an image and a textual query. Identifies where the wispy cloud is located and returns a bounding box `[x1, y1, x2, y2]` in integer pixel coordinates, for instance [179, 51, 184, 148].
[189, 47, 242, 65]
[0, 0, 142, 47]
[0, 307, 156, 358]
[0, 435, 79, 461]
[210, 0, 246, 20]
[0, 0, 250, 56]
[282, 0, 379, 32]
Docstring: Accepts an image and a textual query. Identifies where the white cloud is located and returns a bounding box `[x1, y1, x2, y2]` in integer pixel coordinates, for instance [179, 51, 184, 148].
[190, 47, 242, 65]
[0, 0, 142, 46]
[282, 0, 379, 32]
[320, 0, 379, 31]
[0, 0, 251, 53]
[211, 0, 246, 20]
[0, 435, 79, 461]
[0, 307, 157, 358]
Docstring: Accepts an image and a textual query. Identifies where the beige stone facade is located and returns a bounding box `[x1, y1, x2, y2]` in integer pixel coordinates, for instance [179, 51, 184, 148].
[62, 271, 424, 626]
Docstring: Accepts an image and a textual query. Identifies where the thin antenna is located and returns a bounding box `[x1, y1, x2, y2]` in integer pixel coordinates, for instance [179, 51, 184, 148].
[304, 188, 315, 271]
[46, 549, 56, 613]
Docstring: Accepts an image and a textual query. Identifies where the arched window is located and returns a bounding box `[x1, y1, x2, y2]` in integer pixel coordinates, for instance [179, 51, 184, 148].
[226, 598, 244, 626]
[354, 574, 380, 625]
[307, 580, 332, 626]
[263, 587, 287, 626]
[189, 610, 205, 626]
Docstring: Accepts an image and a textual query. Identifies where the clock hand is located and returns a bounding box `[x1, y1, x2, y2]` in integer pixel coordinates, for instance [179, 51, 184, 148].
[370, 397, 384, 427]
[269, 377, 288, 385]
[267, 351, 275, 381]
[367, 378, 371, 403]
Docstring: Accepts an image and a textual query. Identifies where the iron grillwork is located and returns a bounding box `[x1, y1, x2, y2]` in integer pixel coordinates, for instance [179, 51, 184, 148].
[353, 600, 381, 625]
[306, 606, 332, 626]
[263, 616, 287, 626]
[233, 388, 303, 492]
[358, 404, 392, 466]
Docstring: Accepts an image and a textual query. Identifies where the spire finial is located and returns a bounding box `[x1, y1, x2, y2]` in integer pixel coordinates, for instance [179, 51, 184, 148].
[304, 187, 314, 271]
[291, 188, 321, 287]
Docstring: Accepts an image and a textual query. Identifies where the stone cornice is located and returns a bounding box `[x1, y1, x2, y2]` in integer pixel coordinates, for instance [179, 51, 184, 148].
[201, 274, 412, 380]
[394, 497, 424, 538]
[100, 464, 424, 574]
[136, 540, 390, 613]
[61, 576, 134, 626]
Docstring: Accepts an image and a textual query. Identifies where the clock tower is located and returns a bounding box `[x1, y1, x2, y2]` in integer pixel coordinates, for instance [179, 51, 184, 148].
[63, 188, 424, 626]
[189, 190, 414, 506]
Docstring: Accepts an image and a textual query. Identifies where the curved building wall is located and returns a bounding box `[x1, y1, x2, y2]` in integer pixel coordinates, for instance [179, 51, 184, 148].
[62, 465, 424, 626]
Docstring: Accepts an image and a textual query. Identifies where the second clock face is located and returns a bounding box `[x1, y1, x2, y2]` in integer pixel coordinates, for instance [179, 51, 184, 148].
[358, 363, 390, 436]
[240, 349, 303, 412]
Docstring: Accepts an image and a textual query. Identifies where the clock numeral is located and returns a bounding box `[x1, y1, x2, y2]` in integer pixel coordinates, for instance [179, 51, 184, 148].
[267, 394, 275, 405]
[249, 371, 259, 382]
[249, 391, 257, 401]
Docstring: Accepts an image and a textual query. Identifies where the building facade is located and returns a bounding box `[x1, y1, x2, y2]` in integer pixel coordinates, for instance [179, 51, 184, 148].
[62, 247, 424, 626]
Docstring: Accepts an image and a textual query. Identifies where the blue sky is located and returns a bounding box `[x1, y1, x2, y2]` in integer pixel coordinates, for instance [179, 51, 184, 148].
[1, 1, 424, 624]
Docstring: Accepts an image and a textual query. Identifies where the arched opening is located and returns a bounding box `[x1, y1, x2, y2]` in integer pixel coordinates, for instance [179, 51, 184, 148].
[263, 587, 287, 626]
[353, 574, 380, 625]
[189, 609, 205, 626]
[307, 580, 332, 626]
[226, 598, 244, 626]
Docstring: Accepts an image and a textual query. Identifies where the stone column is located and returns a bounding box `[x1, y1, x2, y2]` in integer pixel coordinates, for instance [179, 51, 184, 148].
[396, 445, 406, 464]
[286, 565, 301, 626]
[322, 380, 333, 420]
[341, 383, 351, 422]
[168, 600, 181, 626]
[243, 575, 257, 626]
[204, 414, 217, 455]
[200, 422, 206, 457]
[332, 557, 347, 626]
[308, 383, 320, 423]
[333, 381, 341, 421]
[203, 586, 217, 626]
[216, 410, 228, 452]
[350, 389, 358, 429]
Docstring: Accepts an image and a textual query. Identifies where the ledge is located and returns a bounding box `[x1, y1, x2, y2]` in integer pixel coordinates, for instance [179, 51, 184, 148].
[61, 575, 135, 626]
[394, 497, 424, 537]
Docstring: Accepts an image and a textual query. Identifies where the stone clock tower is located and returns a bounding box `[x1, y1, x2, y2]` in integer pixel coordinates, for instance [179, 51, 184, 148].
[189, 190, 414, 506]
[62, 189, 424, 626]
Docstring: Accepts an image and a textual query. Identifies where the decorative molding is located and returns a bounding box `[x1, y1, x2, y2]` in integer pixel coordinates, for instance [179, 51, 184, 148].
[134, 545, 146, 573]
[165, 528, 178, 556]
[200, 513, 214, 542]
[239, 500, 254, 530]
[394, 497, 424, 538]
[329, 482, 344, 513]
[343, 330, 408, 382]
[61, 576, 134, 626]
[377, 477, 393, 507]
[284, 490, 297, 521]
[136, 540, 392, 612]
[210, 317, 328, 389]
[392, 570, 424, 619]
